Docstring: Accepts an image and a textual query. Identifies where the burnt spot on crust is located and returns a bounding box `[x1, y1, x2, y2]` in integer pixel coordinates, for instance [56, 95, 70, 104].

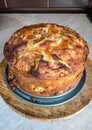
[59, 63, 70, 71]
[39, 60, 49, 67]
[12, 41, 27, 52]
[4, 41, 27, 63]
[29, 69, 40, 78]
[4, 42, 16, 63]
[39, 59, 70, 76]
[49, 62, 70, 71]
[51, 54, 60, 61]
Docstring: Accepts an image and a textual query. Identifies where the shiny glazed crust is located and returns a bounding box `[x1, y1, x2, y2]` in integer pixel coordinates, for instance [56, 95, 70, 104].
[4, 23, 89, 96]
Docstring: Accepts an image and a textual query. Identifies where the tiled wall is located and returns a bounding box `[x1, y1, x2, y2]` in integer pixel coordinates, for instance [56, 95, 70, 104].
[0, 0, 5, 8]
[0, 0, 90, 8]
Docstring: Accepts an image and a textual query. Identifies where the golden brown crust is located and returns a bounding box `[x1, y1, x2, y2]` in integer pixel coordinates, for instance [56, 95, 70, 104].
[8, 65, 84, 96]
[4, 23, 89, 96]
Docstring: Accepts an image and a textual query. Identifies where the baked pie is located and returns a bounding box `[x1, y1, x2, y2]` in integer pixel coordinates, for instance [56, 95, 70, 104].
[4, 23, 89, 96]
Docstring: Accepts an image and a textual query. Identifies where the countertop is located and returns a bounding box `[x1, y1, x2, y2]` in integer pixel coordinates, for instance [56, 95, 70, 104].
[0, 14, 92, 130]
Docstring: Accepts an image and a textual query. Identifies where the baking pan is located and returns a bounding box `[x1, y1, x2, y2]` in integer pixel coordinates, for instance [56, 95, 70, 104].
[5, 65, 86, 107]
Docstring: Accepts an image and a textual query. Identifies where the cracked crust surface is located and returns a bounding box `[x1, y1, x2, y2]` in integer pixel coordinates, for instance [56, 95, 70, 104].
[4, 23, 89, 96]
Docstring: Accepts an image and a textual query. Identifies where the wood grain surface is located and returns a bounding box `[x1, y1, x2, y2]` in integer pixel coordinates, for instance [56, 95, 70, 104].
[0, 58, 92, 121]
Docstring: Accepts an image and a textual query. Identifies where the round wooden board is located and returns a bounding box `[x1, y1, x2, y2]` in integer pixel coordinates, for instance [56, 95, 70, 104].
[0, 58, 92, 121]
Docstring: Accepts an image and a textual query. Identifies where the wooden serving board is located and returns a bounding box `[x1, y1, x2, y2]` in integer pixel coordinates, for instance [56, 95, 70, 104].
[0, 58, 92, 121]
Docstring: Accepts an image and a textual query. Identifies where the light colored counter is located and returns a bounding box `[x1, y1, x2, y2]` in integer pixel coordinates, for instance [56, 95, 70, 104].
[0, 14, 92, 130]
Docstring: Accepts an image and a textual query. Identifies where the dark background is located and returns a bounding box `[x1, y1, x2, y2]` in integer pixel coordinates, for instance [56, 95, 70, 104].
[0, 0, 92, 13]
